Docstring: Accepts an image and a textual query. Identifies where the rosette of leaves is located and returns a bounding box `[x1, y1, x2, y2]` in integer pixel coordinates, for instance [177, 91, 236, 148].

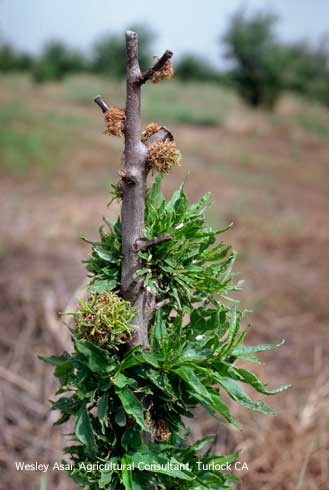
[84, 175, 242, 312]
[81, 217, 121, 294]
[40, 176, 289, 490]
[72, 292, 135, 350]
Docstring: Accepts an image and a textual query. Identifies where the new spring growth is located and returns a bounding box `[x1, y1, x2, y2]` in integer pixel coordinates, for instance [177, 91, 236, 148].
[72, 292, 135, 349]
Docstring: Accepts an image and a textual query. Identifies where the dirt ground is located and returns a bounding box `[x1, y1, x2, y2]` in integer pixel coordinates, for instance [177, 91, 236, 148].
[0, 76, 328, 490]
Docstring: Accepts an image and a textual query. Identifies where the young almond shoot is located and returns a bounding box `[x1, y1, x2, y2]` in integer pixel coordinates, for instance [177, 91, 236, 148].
[41, 30, 289, 490]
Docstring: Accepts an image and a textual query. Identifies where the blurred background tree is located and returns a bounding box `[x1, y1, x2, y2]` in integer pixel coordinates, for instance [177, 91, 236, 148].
[223, 9, 289, 109]
[283, 39, 329, 106]
[32, 40, 86, 83]
[1, 14, 329, 108]
[174, 54, 220, 82]
[0, 38, 33, 72]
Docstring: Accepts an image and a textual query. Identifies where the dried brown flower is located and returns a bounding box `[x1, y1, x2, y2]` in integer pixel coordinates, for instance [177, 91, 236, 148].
[154, 419, 171, 441]
[104, 107, 126, 136]
[146, 140, 182, 173]
[151, 56, 174, 83]
[141, 122, 161, 142]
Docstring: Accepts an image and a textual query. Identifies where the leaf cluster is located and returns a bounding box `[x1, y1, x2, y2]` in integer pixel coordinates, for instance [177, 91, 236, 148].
[41, 177, 289, 489]
[71, 292, 135, 350]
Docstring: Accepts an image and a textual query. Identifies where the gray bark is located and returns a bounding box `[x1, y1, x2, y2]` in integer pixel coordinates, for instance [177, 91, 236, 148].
[120, 31, 150, 349]
[118, 31, 173, 350]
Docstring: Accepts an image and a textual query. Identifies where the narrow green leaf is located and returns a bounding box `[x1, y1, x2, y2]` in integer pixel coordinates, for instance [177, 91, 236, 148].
[188, 435, 216, 453]
[75, 340, 114, 374]
[210, 450, 240, 466]
[54, 360, 73, 380]
[235, 367, 291, 395]
[115, 386, 150, 432]
[97, 392, 109, 423]
[153, 309, 167, 347]
[121, 455, 133, 490]
[88, 279, 117, 293]
[129, 451, 194, 480]
[121, 423, 142, 451]
[232, 340, 285, 357]
[39, 474, 47, 490]
[38, 353, 70, 366]
[113, 372, 134, 389]
[217, 377, 274, 414]
[99, 468, 113, 488]
[115, 407, 127, 427]
[74, 402, 97, 456]
[147, 174, 165, 208]
[173, 366, 238, 426]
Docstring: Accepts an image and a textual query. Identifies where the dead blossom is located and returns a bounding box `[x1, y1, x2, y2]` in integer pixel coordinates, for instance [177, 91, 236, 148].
[146, 140, 182, 173]
[141, 122, 161, 142]
[104, 107, 126, 136]
[151, 56, 174, 83]
[153, 418, 172, 441]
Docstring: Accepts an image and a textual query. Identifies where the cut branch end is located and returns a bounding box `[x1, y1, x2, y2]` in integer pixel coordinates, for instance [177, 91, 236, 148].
[139, 50, 174, 85]
[94, 95, 110, 113]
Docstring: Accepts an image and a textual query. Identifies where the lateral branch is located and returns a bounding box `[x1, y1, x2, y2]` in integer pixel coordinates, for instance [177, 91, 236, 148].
[134, 234, 172, 251]
[139, 50, 173, 85]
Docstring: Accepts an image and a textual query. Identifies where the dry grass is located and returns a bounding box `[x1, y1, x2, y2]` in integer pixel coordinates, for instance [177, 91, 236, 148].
[0, 75, 328, 490]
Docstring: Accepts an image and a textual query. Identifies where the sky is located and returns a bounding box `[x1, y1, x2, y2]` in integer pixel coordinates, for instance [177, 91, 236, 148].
[1, 0, 328, 67]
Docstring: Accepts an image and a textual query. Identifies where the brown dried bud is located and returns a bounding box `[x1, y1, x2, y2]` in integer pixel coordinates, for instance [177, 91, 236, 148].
[154, 419, 171, 441]
[151, 56, 174, 83]
[141, 122, 161, 142]
[104, 107, 126, 137]
[146, 140, 182, 173]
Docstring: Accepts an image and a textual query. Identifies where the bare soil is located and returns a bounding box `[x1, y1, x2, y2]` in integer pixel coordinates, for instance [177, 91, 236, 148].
[1, 79, 328, 490]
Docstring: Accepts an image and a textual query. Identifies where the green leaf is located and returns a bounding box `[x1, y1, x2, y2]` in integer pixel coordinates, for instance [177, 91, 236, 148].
[173, 366, 238, 427]
[121, 455, 145, 490]
[121, 455, 134, 490]
[94, 247, 117, 262]
[222, 307, 239, 354]
[113, 372, 135, 389]
[139, 352, 162, 368]
[74, 402, 97, 456]
[99, 468, 113, 488]
[173, 366, 212, 403]
[97, 392, 109, 423]
[166, 182, 185, 213]
[129, 451, 194, 480]
[38, 353, 70, 366]
[153, 310, 168, 349]
[52, 395, 80, 415]
[210, 451, 240, 466]
[217, 376, 274, 414]
[115, 386, 150, 432]
[234, 367, 291, 395]
[54, 360, 74, 384]
[121, 423, 142, 451]
[147, 174, 165, 208]
[188, 435, 216, 453]
[75, 339, 114, 374]
[232, 340, 285, 357]
[39, 474, 47, 490]
[88, 278, 117, 293]
[143, 370, 176, 400]
[115, 407, 127, 427]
